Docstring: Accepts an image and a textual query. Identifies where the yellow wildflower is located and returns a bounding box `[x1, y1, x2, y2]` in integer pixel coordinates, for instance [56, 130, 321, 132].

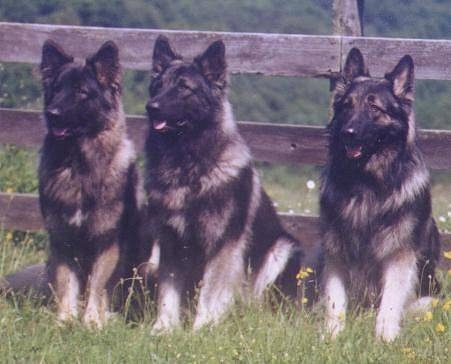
[423, 311, 433, 322]
[5, 232, 13, 241]
[444, 251, 451, 259]
[301, 297, 308, 304]
[296, 267, 314, 280]
[443, 299, 451, 311]
[432, 298, 439, 308]
[5, 187, 13, 193]
[402, 347, 416, 360]
[435, 323, 445, 333]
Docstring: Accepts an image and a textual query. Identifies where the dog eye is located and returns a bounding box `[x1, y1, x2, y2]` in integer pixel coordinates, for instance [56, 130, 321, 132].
[369, 104, 382, 113]
[78, 89, 90, 99]
[177, 79, 192, 90]
[341, 99, 353, 109]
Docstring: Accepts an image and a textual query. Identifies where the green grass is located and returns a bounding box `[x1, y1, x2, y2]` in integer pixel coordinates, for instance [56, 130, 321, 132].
[0, 145, 450, 363]
[0, 241, 450, 364]
[0, 145, 39, 194]
[0, 238, 450, 364]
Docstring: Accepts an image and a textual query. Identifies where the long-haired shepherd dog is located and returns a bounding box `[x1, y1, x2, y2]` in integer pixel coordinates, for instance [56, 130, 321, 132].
[143, 36, 303, 332]
[39, 40, 142, 327]
[320, 48, 441, 341]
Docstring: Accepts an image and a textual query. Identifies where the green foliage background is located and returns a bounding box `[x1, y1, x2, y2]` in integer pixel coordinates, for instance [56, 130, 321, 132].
[1, 0, 451, 214]
[0, 2, 450, 362]
[1, 0, 451, 128]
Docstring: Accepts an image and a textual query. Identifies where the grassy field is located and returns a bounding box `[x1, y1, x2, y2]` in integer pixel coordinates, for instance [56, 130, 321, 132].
[0, 146, 451, 363]
[0, 146, 450, 363]
[0, 236, 450, 363]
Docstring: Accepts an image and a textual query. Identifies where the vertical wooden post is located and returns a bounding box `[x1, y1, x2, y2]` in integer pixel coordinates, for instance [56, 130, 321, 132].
[328, 0, 364, 117]
[333, 0, 364, 36]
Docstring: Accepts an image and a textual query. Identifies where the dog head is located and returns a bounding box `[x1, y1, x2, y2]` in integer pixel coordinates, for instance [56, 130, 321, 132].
[40, 40, 122, 140]
[329, 48, 415, 167]
[146, 35, 227, 138]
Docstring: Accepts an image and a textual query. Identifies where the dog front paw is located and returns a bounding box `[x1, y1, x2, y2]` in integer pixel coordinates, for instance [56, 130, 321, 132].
[375, 317, 400, 342]
[83, 308, 106, 329]
[151, 317, 179, 335]
[325, 316, 345, 339]
[57, 310, 77, 324]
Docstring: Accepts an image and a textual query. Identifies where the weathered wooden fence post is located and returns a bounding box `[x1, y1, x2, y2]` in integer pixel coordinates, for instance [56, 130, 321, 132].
[328, 0, 364, 114]
[333, 0, 364, 37]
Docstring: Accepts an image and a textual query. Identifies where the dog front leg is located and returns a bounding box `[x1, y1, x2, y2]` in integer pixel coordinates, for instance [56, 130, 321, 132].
[322, 260, 347, 338]
[193, 242, 246, 330]
[376, 250, 417, 342]
[51, 260, 80, 322]
[151, 270, 183, 334]
[83, 243, 119, 328]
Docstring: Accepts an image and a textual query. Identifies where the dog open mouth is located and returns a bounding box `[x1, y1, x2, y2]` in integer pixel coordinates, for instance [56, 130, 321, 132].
[152, 119, 190, 132]
[152, 120, 168, 131]
[345, 145, 363, 159]
[51, 127, 72, 139]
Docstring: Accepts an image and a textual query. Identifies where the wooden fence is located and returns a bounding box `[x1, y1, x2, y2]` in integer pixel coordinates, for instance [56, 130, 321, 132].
[0, 21, 450, 268]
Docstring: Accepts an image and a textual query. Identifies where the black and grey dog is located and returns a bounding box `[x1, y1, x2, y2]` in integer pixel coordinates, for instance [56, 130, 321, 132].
[143, 36, 303, 332]
[320, 48, 441, 341]
[38, 40, 143, 327]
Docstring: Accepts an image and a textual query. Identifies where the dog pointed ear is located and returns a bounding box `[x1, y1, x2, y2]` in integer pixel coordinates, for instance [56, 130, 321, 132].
[40, 40, 73, 86]
[152, 35, 179, 74]
[332, 48, 368, 97]
[343, 48, 369, 81]
[385, 55, 414, 101]
[87, 41, 121, 90]
[195, 40, 227, 87]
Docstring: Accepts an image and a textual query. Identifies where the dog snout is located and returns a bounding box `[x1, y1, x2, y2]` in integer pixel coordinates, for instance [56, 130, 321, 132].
[146, 101, 160, 114]
[342, 127, 356, 141]
[46, 108, 61, 117]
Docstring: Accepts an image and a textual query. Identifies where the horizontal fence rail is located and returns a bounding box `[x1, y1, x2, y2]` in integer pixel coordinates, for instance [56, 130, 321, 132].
[0, 22, 450, 271]
[1, 22, 451, 79]
[0, 192, 449, 269]
[2, 108, 451, 169]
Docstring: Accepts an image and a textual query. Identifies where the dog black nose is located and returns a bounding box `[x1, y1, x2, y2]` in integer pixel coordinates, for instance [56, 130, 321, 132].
[46, 108, 61, 117]
[146, 101, 160, 114]
[342, 128, 356, 140]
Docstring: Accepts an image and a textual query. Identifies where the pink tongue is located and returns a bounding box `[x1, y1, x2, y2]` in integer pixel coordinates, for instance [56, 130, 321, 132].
[346, 146, 362, 159]
[153, 120, 167, 130]
[52, 128, 68, 138]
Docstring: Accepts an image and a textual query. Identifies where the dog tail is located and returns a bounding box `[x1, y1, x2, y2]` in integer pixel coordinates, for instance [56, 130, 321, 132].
[251, 233, 304, 298]
[0, 263, 51, 300]
[273, 237, 305, 298]
[273, 236, 323, 304]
